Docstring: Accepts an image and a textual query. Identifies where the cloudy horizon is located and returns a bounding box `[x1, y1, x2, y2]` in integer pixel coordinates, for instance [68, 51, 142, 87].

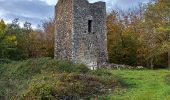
[0, 0, 149, 28]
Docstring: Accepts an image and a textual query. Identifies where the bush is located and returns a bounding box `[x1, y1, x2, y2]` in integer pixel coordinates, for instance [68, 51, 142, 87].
[22, 72, 119, 100]
[0, 58, 121, 99]
[0, 59, 12, 64]
[42, 59, 89, 74]
[3, 58, 89, 80]
[8, 58, 51, 79]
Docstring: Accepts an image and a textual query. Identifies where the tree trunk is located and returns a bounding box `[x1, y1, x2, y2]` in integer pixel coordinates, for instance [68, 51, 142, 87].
[150, 58, 154, 70]
[168, 32, 170, 69]
[168, 51, 170, 69]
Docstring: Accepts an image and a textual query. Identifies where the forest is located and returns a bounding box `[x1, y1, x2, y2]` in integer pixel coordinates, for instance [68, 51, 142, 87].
[0, 0, 169, 99]
[0, 0, 169, 69]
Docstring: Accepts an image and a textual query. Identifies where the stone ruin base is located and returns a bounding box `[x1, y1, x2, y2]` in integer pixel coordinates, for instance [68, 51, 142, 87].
[99, 63, 144, 70]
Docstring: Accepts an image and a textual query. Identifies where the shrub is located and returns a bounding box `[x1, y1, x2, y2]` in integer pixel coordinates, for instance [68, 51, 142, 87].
[42, 59, 90, 74]
[21, 72, 119, 100]
[0, 58, 121, 99]
[0, 86, 5, 99]
[8, 58, 51, 79]
[0, 59, 12, 64]
[3, 58, 89, 80]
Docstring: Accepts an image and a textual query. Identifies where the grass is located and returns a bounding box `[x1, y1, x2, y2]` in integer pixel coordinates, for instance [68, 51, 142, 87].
[102, 70, 170, 100]
[1, 58, 170, 99]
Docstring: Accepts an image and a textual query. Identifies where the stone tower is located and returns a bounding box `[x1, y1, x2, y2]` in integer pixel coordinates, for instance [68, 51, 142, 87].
[54, 0, 108, 69]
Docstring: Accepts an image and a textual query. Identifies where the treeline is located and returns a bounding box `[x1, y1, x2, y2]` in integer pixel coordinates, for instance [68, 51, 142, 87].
[0, 0, 169, 69]
[107, 0, 170, 69]
[0, 18, 55, 60]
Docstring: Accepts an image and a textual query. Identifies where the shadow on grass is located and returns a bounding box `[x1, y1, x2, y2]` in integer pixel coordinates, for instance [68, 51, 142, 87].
[115, 75, 138, 89]
[91, 70, 138, 90]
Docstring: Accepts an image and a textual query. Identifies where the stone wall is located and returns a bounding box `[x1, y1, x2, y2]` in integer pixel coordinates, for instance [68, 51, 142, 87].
[55, 0, 108, 68]
[54, 0, 73, 60]
[90, 2, 108, 66]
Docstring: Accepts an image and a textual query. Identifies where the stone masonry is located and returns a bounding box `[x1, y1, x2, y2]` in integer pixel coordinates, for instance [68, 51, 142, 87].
[54, 0, 108, 69]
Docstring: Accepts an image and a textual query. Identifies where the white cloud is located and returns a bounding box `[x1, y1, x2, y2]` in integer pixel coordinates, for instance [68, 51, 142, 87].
[0, 0, 149, 28]
[0, 12, 2, 16]
[38, 0, 117, 11]
[39, 0, 115, 5]
[40, 0, 57, 5]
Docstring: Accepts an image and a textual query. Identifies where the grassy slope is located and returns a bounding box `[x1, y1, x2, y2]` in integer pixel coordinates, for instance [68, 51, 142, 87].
[104, 70, 170, 100]
[0, 58, 120, 99]
[1, 58, 170, 99]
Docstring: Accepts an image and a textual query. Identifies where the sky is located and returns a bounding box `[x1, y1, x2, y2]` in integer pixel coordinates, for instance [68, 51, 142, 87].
[0, 0, 149, 28]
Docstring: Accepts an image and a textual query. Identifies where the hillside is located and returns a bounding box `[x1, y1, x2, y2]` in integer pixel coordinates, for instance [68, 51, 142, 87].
[0, 58, 120, 99]
[0, 58, 170, 99]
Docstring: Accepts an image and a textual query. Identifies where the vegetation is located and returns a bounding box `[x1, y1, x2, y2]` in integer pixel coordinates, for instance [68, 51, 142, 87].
[100, 70, 170, 100]
[1, 58, 170, 99]
[0, 58, 120, 99]
[0, 0, 169, 99]
[107, 0, 170, 69]
[0, 0, 169, 69]
[0, 18, 54, 60]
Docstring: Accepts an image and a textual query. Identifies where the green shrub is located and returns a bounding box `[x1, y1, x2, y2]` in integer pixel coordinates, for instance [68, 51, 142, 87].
[0, 85, 5, 99]
[21, 72, 119, 100]
[0, 59, 12, 64]
[3, 58, 89, 80]
[42, 59, 90, 74]
[0, 58, 121, 99]
[8, 58, 51, 79]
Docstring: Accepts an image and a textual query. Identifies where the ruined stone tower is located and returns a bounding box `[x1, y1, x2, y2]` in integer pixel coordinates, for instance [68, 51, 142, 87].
[54, 0, 108, 69]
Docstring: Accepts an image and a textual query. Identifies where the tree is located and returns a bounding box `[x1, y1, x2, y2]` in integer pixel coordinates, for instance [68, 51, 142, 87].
[107, 10, 142, 66]
[0, 19, 7, 58]
[40, 18, 55, 57]
[0, 19, 19, 59]
[0, 19, 6, 42]
[144, 0, 170, 68]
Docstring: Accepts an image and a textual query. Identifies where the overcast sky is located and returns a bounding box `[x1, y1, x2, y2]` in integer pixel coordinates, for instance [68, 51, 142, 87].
[0, 0, 149, 27]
